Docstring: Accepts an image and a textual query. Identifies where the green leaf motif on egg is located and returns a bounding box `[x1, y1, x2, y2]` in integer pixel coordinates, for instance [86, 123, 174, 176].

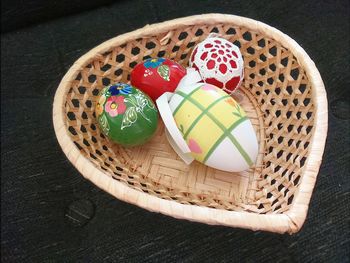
[98, 114, 110, 135]
[157, 64, 170, 81]
[121, 90, 155, 130]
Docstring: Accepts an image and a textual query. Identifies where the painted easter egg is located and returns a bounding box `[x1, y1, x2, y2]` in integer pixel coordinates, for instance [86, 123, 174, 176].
[189, 36, 244, 94]
[95, 83, 158, 146]
[130, 57, 186, 102]
[158, 83, 258, 172]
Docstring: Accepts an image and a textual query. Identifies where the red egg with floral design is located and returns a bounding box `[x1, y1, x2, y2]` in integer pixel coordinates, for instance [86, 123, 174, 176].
[189, 36, 244, 94]
[130, 58, 186, 101]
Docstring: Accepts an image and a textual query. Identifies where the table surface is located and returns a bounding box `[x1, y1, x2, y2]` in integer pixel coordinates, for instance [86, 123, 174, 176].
[1, 0, 349, 262]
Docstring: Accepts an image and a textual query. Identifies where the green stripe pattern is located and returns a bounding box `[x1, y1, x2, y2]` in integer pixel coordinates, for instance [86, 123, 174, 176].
[175, 89, 253, 166]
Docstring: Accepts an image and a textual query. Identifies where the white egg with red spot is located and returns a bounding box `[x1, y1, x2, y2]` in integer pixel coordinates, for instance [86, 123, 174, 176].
[190, 36, 244, 94]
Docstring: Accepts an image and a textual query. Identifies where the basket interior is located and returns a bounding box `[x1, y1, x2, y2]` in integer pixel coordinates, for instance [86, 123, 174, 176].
[64, 23, 315, 214]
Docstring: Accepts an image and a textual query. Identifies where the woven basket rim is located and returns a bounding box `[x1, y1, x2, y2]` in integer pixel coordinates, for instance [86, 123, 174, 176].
[52, 13, 328, 234]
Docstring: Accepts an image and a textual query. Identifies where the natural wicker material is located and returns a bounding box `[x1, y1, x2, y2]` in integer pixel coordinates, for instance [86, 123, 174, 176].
[53, 14, 328, 234]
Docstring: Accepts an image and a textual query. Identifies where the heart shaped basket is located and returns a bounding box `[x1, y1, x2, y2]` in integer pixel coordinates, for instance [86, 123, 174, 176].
[53, 14, 328, 234]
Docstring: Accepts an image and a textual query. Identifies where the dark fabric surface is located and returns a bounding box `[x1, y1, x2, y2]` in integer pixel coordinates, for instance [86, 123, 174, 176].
[1, 0, 117, 33]
[1, 0, 349, 262]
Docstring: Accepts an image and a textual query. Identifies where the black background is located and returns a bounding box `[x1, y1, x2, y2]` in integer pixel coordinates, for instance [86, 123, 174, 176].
[1, 0, 349, 262]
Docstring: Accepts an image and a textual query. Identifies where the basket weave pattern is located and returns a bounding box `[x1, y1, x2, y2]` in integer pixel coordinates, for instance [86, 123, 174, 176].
[53, 14, 327, 233]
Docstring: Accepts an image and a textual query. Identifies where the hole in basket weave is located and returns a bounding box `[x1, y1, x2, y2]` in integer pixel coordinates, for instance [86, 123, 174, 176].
[102, 78, 110, 86]
[101, 64, 111, 71]
[277, 150, 283, 158]
[233, 40, 241, 48]
[195, 29, 204, 36]
[85, 100, 92, 108]
[259, 54, 267, 62]
[275, 87, 281, 95]
[249, 61, 256, 68]
[258, 39, 265, 47]
[67, 112, 76, 121]
[157, 50, 166, 57]
[178, 32, 188, 40]
[274, 165, 282, 172]
[293, 176, 301, 186]
[69, 126, 77, 135]
[180, 53, 188, 60]
[92, 89, 99, 96]
[172, 46, 180, 52]
[269, 46, 277, 56]
[80, 126, 87, 133]
[299, 84, 307, 93]
[290, 68, 300, 80]
[115, 69, 123, 76]
[116, 54, 125, 63]
[269, 63, 276, 71]
[279, 74, 285, 82]
[278, 136, 284, 143]
[272, 199, 278, 206]
[278, 184, 284, 191]
[129, 62, 137, 68]
[287, 195, 294, 205]
[81, 112, 88, 120]
[284, 188, 290, 196]
[83, 139, 90, 147]
[71, 99, 79, 108]
[286, 86, 293, 95]
[210, 27, 219, 33]
[74, 141, 83, 150]
[226, 28, 236, 35]
[78, 86, 86, 94]
[300, 157, 307, 167]
[247, 47, 255, 55]
[259, 68, 266, 76]
[146, 42, 156, 49]
[131, 47, 140, 55]
[303, 98, 311, 106]
[243, 31, 252, 41]
[281, 57, 289, 67]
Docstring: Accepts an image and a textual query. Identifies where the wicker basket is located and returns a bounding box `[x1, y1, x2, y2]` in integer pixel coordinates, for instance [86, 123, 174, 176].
[53, 14, 328, 234]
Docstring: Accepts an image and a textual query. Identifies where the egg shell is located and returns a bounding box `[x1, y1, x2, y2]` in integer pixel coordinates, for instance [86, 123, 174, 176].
[130, 58, 186, 101]
[189, 36, 244, 94]
[95, 83, 158, 147]
[168, 83, 258, 172]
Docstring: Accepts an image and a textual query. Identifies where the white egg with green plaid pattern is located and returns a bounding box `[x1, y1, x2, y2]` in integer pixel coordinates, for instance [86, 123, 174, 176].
[167, 83, 258, 172]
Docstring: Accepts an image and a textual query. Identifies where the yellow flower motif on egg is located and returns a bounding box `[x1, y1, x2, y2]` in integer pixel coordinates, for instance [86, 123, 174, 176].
[95, 95, 106, 116]
[99, 94, 106, 105]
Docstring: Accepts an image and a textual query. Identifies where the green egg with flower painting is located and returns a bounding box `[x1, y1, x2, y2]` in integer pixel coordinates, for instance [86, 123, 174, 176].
[95, 83, 158, 146]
